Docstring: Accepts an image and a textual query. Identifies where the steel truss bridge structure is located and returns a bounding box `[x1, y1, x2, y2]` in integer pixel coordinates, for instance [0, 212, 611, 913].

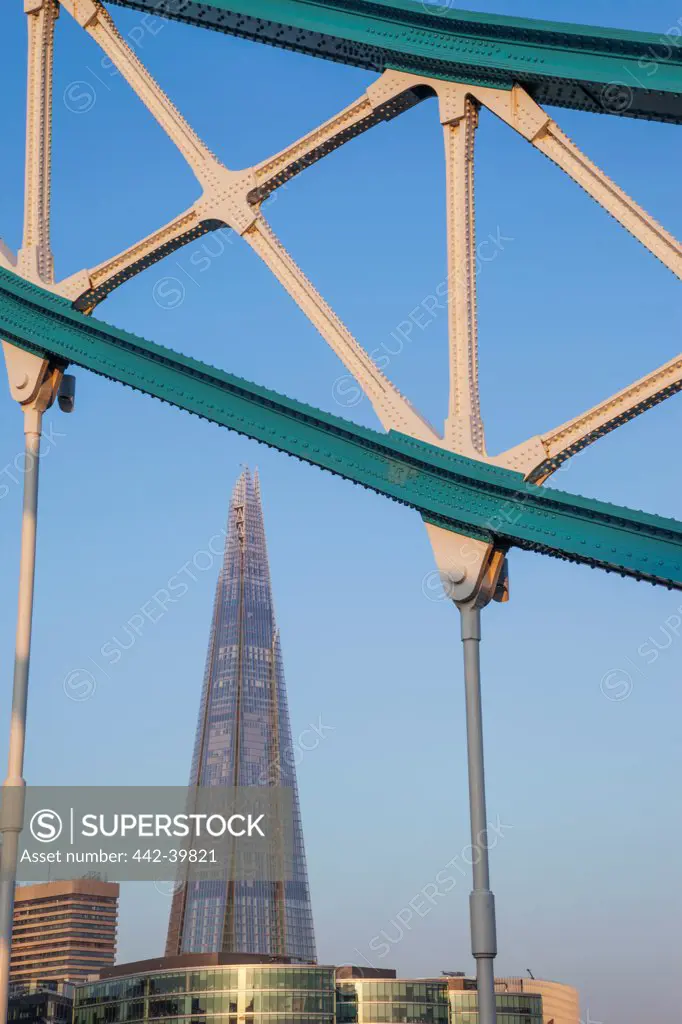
[0, 2, 680, 1022]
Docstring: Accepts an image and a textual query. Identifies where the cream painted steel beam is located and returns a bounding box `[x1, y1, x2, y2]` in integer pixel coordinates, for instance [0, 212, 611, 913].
[536, 123, 682, 279]
[244, 216, 437, 441]
[250, 77, 426, 201]
[442, 98, 485, 458]
[540, 354, 682, 470]
[251, 93, 378, 200]
[499, 351, 682, 483]
[63, 71, 426, 308]
[57, 74, 426, 307]
[476, 84, 682, 280]
[0, 243, 16, 273]
[532, 121, 675, 278]
[59, 0, 258, 236]
[18, 0, 58, 286]
[59, 69, 428, 314]
[60, 0, 216, 180]
[56, 206, 209, 307]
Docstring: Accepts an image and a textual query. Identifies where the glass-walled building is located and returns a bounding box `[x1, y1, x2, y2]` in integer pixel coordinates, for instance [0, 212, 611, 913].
[8, 980, 74, 1024]
[495, 979, 579, 1024]
[74, 955, 335, 1024]
[336, 977, 449, 1024]
[73, 958, 574, 1024]
[336, 974, 542, 1024]
[166, 469, 316, 963]
[449, 989, 542, 1024]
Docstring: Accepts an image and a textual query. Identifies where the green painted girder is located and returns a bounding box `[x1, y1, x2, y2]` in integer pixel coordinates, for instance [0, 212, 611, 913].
[1, 267, 681, 589]
[111, 0, 682, 123]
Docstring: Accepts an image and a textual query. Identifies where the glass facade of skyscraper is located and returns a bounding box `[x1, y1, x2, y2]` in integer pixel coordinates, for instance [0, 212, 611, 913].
[166, 470, 316, 963]
[337, 978, 543, 1024]
[75, 963, 570, 1024]
[74, 960, 334, 1024]
[448, 991, 542, 1024]
[336, 980, 449, 1024]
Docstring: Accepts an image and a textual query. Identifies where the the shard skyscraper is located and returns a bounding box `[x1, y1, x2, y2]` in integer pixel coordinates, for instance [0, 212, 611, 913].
[166, 469, 317, 963]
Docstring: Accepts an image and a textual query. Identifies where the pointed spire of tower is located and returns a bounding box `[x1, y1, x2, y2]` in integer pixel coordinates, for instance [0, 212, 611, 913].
[166, 469, 316, 961]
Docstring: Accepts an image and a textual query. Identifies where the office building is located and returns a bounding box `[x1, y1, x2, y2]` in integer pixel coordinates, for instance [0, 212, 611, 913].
[74, 954, 334, 1024]
[7, 980, 74, 1024]
[496, 978, 580, 1024]
[338, 970, 544, 1024]
[166, 469, 316, 962]
[10, 880, 119, 984]
[73, 959, 578, 1024]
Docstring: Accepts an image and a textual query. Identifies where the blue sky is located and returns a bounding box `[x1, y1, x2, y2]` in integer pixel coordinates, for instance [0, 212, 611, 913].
[0, 2, 681, 1022]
